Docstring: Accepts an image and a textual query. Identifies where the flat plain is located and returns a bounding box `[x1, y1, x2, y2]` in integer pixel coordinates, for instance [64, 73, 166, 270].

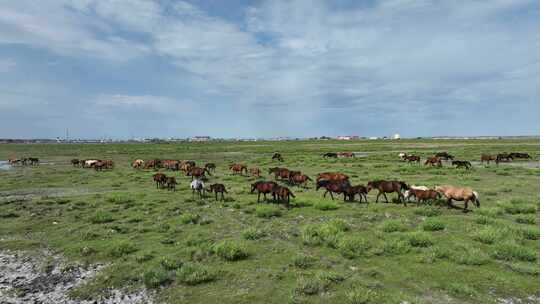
[1, 139, 539, 304]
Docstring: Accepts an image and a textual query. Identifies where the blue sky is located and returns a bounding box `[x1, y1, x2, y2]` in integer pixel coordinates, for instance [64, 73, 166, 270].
[1, 0, 539, 139]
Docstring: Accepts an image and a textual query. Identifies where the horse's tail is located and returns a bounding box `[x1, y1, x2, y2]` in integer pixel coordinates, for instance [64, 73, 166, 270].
[473, 191, 480, 207]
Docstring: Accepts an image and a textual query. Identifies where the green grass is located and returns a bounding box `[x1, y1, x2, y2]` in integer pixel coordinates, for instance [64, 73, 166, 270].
[1, 139, 540, 303]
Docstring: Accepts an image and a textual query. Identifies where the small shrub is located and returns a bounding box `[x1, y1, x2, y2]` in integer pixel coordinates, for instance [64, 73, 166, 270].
[108, 241, 137, 257]
[421, 219, 446, 231]
[499, 201, 537, 215]
[242, 228, 266, 240]
[473, 227, 506, 244]
[492, 242, 537, 262]
[406, 232, 434, 248]
[346, 286, 379, 304]
[135, 252, 154, 263]
[107, 194, 134, 205]
[255, 205, 282, 218]
[413, 206, 441, 217]
[293, 254, 316, 269]
[516, 226, 540, 241]
[313, 201, 339, 211]
[381, 220, 407, 233]
[301, 220, 348, 248]
[381, 238, 411, 256]
[476, 207, 504, 218]
[143, 268, 172, 288]
[89, 211, 113, 224]
[159, 256, 183, 270]
[338, 236, 371, 259]
[508, 263, 540, 276]
[294, 276, 324, 296]
[176, 262, 215, 285]
[474, 216, 496, 225]
[451, 245, 489, 265]
[212, 240, 249, 261]
[179, 213, 200, 224]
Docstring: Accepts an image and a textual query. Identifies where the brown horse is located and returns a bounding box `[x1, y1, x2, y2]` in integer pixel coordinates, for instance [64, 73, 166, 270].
[272, 185, 295, 208]
[208, 183, 228, 201]
[406, 189, 440, 204]
[71, 159, 80, 167]
[338, 152, 355, 158]
[435, 152, 454, 160]
[367, 180, 409, 205]
[165, 176, 178, 191]
[343, 185, 368, 203]
[480, 154, 497, 165]
[268, 167, 290, 180]
[153, 173, 167, 189]
[425, 156, 442, 167]
[435, 185, 479, 212]
[452, 160, 472, 170]
[162, 160, 180, 171]
[251, 181, 279, 203]
[189, 166, 211, 180]
[289, 173, 312, 188]
[404, 155, 421, 163]
[316, 180, 350, 200]
[144, 159, 162, 169]
[132, 159, 144, 169]
[249, 167, 261, 177]
[509, 152, 531, 159]
[316, 172, 349, 182]
[272, 153, 284, 162]
[230, 164, 248, 175]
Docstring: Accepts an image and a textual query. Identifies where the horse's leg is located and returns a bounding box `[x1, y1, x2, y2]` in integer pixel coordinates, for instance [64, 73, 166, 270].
[376, 192, 380, 203]
[383, 193, 389, 203]
[464, 199, 469, 212]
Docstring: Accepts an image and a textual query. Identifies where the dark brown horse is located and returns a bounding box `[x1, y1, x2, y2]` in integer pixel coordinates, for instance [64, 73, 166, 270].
[322, 152, 338, 158]
[435, 152, 454, 160]
[162, 160, 180, 171]
[343, 184, 368, 203]
[268, 167, 290, 180]
[208, 183, 228, 201]
[316, 172, 349, 182]
[71, 159, 80, 167]
[153, 173, 167, 189]
[509, 152, 531, 159]
[289, 173, 312, 188]
[272, 153, 284, 162]
[452, 160, 472, 170]
[230, 163, 248, 175]
[204, 163, 216, 173]
[497, 153, 513, 163]
[189, 166, 211, 180]
[316, 180, 350, 200]
[367, 180, 409, 205]
[144, 159, 162, 169]
[404, 155, 421, 163]
[165, 176, 178, 191]
[272, 185, 295, 208]
[251, 181, 279, 203]
[338, 152, 355, 158]
[425, 156, 442, 167]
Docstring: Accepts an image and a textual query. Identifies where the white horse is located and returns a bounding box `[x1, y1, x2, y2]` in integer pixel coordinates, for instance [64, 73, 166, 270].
[398, 152, 407, 161]
[84, 160, 99, 168]
[190, 179, 205, 199]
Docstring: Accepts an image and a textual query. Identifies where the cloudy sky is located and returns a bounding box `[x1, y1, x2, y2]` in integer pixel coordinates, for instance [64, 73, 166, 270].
[1, 0, 539, 139]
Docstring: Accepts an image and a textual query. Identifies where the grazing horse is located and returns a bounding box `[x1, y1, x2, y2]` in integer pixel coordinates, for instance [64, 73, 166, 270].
[190, 179, 205, 199]
[497, 153, 513, 163]
[179, 162, 193, 173]
[481, 154, 498, 165]
[204, 163, 216, 173]
[189, 167, 211, 180]
[144, 159, 162, 169]
[268, 167, 290, 180]
[343, 184, 368, 203]
[452, 160, 472, 170]
[289, 173, 312, 188]
[338, 152, 355, 158]
[435, 185, 480, 212]
[322, 152, 338, 158]
[132, 159, 144, 169]
[152, 173, 167, 189]
[272, 185, 295, 208]
[425, 156, 442, 167]
[249, 167, 261, 177]
[435, 152, 454, 161]
[404, 155, 421, 164]
[251, 181, 279, 203]
[229, 164, 248, 175]
[405, 189, 440, 204]
[272, 153, 284, 162]
[316, 180, 350, 200]
[162, 160, 180, 171]
[509, 152, 531, 159]
[367, 180, 409, 205]
[71, 159, 80, 167]
[316, 172, 349, 182]
[208, 183, 228, 201]
[165, 177, 178, 191]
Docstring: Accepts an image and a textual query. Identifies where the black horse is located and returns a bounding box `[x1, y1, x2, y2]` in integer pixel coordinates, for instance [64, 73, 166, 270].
[272, 153, 284, 162]
[452, 160, 472, 170]
[322, 152, 338, 158]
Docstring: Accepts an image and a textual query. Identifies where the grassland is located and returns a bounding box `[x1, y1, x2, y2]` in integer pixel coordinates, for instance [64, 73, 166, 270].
[1, 139, 540, 303]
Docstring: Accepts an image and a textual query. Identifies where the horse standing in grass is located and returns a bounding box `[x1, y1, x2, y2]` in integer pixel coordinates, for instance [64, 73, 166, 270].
[268, 167, 290, 180]
[272, 185, 295, 208]
[204, 163, 216, 173]
[71, 159, 80, 167]
[249, 167, 261, 177]
[229, 164, 248, 175]
[452, 160, 472, 170]
[272, 153, 284, 162]
[322, 152, 338, 158]
[425, 156, 442, 167]
[435, 185, 480, 212]
[367, 180, 409, 205]
[509, 152, 531, 159]
[343, 184, 368, 203]
[153, 173, 167, 189]
[251, 181, 278, 203]
[166, 177, 178, 191]
[404, 155, 421, 164]
[338, 152, 355, 158]
[289, 173, 312, 188]
[132, 159, 144, 169]
[208, 183, 227, 201]
[316, 180, 350, 200]
[497, 153, 513, 163]
[481, 154, 497, 165]
[190, 179, 205, 199]
[435, 152, 454, 161]
[189, 167, 211, 180]
[405, 189, 440, 204]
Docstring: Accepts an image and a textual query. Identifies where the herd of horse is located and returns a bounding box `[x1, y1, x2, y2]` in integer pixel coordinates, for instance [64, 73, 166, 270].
[398, 151, 532, 169]
[8, 149, 531, 212]
[8, 157, 39, 166]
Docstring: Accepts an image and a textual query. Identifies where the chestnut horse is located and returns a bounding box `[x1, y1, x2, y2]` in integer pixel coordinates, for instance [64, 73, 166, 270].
[251, 181, 279, 203]
[316, 172, 349, 182]
[189, 166, 211, 180]
[338, 152, 355, 158]
[272, 185, 295, 208]
[316, 180, 350, 200]
[367, 180, 409, 205]
[481, 154, 497, 165]
[230, 164, 248, 175]
[289, 173, 312, 188]
[425, 156, 442, 167]
[153, 173, 167, 189]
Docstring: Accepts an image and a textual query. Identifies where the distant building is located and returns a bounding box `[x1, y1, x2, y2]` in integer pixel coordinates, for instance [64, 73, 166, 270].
[393, 133, 401, 140]
[369, 137, 379, 140]
[190, 136, 211, 142]
[336, 135, 359, 140]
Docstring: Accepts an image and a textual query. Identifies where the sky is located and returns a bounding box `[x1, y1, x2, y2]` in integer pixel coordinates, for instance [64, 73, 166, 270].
[1, 0, 539, 139]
